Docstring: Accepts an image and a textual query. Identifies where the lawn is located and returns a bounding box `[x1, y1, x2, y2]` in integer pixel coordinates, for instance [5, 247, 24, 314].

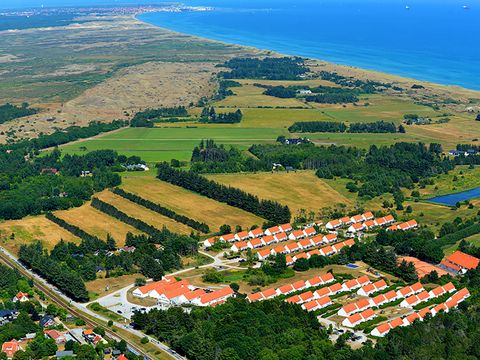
[95, 190, 195, 235]
[54, 202, 144, 244]
[120, 173, 265, 232]
[0, 215, 81, 255]
[207, 170, 353, 217]
[86, 273, 140, 301]
[442, 233, 480, 256]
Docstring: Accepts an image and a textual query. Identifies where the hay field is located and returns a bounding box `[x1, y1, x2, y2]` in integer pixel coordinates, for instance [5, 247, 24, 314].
[55, 202, 143, 245]
[120, 174, 265, 231]
[95, 190, 194, 235]
[0, 215, 81, 255]
[207, 170, 353, 215]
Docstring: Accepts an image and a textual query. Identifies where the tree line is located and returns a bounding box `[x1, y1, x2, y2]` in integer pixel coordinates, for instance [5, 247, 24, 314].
[46, 212, 104, 244]
[200, 107, 243, 124]
[130, 106, 189, 127]
[112, 188, 210, 233]
[218, 57, 309, 80]
[0, 102, 37, 125]
[157, 162, 291, 224]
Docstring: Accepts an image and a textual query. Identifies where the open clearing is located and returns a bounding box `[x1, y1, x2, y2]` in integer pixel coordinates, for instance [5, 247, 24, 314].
[0, 215, 80, 255]
[55, 202, 143, 245]
[418, 166, 480, 198]
[86, 273, 139, 300]
[207, 170, 353, 216]
[95, 190, 194, 235]
[120, 173, 265, 231]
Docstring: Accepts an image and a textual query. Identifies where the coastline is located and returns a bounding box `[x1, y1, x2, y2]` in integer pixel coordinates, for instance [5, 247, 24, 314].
[134, 11, 480, 95]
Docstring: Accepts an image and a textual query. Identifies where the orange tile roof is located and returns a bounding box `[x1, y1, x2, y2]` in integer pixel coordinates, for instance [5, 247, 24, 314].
[347, 313, 362, 325]
[308, 249, 321, 257]
[384, 290, 397, 300]
[417, 291, 430, 301]
[443, 282, 455, 292]
[340, 216, 351, 223]
[278, 284, 294, 294]
[267, 226, 280, 233]
[376, 322, 391, 334]
[294, 252, 308, 260]
[299, 291, 314, 302]
[375, 217, 387, 226]
[83, 329, 94, 335]
[418, 307, 431, 318]
[329, 283, 342, 292]
[357, 299, 371, 309]
[406, 295, 419, 305]
[361, 308, 375, 319]
[351, 223, 364, 230]
[320, 273, 334, 282]
[286, 295, 301, 304]
[311, 235, 324, 245]
[344, 279, 358, 289]
[446, 251, 480, 270]
[221, 233, 235, 241]
[262, 288, 277, 299]
[184, 288, 206, 301]
[292, 280, 306, 290]
[263, 235, 275, 244]
[364, 220, 376, 228]
[303, 300, 319, 310]
[389, 317, 403, 328]
[363, 212, 374, 219]
[275, 232, 288, 241]
[274, 245, 286, 253]
[236, 231, 249, 238]
[285, 255, 294, 264]
[318, 296, 332, 306]
[342, 303, 358, 314]
[405, 312, 420, 324]
[291, 230, 304, 238]
[384, 215, 395, 222]
[324, 233, 337, 242]
[299, 238, 313, 247]
[407, 219, 418, 227]
[304, 227, 316, 235]
[200, 287, 234, 305]
[371, 294, 385, 305]
[352, 214, 364, 222]
[315, 287, 330, 297]
[344, 238, 355, 246]
[279, 223, 293, 231]
[286, 242, 299, 251]
[233, 241, 249, 249]
[374, 279, 387, 289]
[357, 276, 370, 285]
[434, 303, 448, 313]
[328, 219, 342, 227]
[411, 282, 423, 292]
[361, 283, 375, 294]
[398, 222, 410, 230]
[430, 286, 445, 297]
[257, 248, 271, 257]
[163, 286, 191, 300]
[321, 245, 334, 254]
[441, 260, 462, 272]
[249, 238, 264, 247]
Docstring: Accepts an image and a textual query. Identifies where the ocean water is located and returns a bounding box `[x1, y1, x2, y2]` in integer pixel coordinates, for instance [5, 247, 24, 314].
[137, 0, 480, 90]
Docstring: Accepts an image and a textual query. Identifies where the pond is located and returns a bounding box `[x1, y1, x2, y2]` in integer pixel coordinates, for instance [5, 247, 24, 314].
[427, 187, 480, 206]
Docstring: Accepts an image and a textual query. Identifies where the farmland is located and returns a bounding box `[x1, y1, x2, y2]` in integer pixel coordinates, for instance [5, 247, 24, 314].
[207, 170, 354, 216]
[120, 172, 265, 231]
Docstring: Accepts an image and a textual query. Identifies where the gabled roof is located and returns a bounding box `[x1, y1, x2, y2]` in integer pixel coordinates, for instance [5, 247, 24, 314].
[275, 232, 288, 241]
[257, 248, 271, 258]
[286, 295, 301, 304]
[445, 251, 480, 269]
[184, 288, 206, 301]
[303, 227, 316, 235]
[315, 287, 330, 297]
[384, 214, 395, 222]
[357, 275, 370, 285]
[266, 226, 280, 234]
[249, 228, 264, 237]
[363, 212, 374, 219]
[233, 240, 249, 249]
[199, 287, 234, 305]
[236, 231, 249, 239]
[389, 317, 403, 328]
[262, 288, 277, 299]
[273, 245, 286, 253]
[407, 219, 418, 227]
[320, 273, 334, 283]
[278, 284, 294, 294]
[351, 214, 365, 223]
[329, 283, 343, 293]
[375, 322, 391, 334]
[340, 216, 351, 224]
[308, 249, 321, 257]
[299, 238, 313, 247]
[286, 242, 299, 251]
[263, 235, 276, 244]
[290, 230, 304, 238]
[292, 280, 306, 290]
[356, 298, 371, 309]
[221, 233, 235, 241]
[321, 245, 334, 255]
[249, 238, 264, 247]
[327, 219, 342, 227]
[317, 296, 332, 306]
[294, 252, 308, 261]
[279, 223, 293, 232]
[384, 290, 397, 300]
[299, 291, 314, 302]
[324, 233, 337, 242]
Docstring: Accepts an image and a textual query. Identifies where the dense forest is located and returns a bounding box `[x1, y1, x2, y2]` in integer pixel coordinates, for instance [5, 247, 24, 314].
[0, 148, 128, 219]
[213, 80, 242, 101]
[130, 106, 189, 127]
[349, 121, 398, 133]
[318, 71, 394, 94]
[200, 107, 243, 124]
[0, 102, 37, 124]
[112, 188, 210, 233]
[218, 57, 309, 80]
[157, 162, 291, 224]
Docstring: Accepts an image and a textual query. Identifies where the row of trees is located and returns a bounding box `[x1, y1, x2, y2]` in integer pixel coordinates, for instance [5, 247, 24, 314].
[46, 212, 104, 245]
[288, 121, 399, 133]
[112, 188, 210, 233]
[318, 70, 394, 93]
[200, 107, 243, 124]
[130, 106, 189, 127]
[0, 102, 37, 124]
[157, 163, 291, 224]
[1, 120, 127, 152]
[19, 242, 89, 302]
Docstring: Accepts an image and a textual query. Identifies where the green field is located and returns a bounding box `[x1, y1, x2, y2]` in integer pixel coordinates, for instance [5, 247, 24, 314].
[60, 126, 283, 163]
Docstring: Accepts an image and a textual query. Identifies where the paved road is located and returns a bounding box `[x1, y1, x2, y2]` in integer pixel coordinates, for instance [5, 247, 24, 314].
[0, 246, 184, 360]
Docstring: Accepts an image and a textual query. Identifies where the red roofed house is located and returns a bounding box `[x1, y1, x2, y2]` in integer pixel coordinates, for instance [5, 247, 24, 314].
[248, 237, 265, 249]
[247, 292, 265, 303]
[326, 219, 342, 230]
[350, 214, 365, 223]
[348, 223, 365, 234]
[357, 279, 387, 296]
[320, 245, 335, 256]
[440, 251, 480, 274]
[261, 288, 277, 300]
[262, 235, 277, 245]
[220, 234, 235, 243]
[257, 248, 272, 261]
[340, 216, 352, 225]
[288, 230, 306, 241]
[193, 287, 235, 307]
[117, 355, 128, 360]
[265, 226, 281, 236]
[342, 308, 376, 327]
[12, 292, 29, 303]
[298, 238, 314, 250]
[1, 340, 20, 358]
[234, 231, 250, 241]
[276, 284, 295, 296]
[362, 212, 374, 221]
[249, 228, 264, 238]
[44, 329, 66, 344]
[323, 233, 337, 244]
[307, 249, 321, 258]
[285, 242, 300, 254]
[303, 227, 316, 237]
[279, 223, 293, 233]
[274, 232, 288, 242]
[203, 237, 218, 248]
[230, 241, 249, 252]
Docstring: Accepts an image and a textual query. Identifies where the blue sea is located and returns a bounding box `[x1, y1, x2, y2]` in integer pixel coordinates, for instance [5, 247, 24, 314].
[135, 0, 480, 90]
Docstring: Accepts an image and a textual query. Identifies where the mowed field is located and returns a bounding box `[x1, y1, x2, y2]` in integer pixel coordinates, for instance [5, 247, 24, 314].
[120, 173, 265, 231]
[0, 215, 80, 255]
[207, 170, 353, 215]
[54, 202, 144, 245]
[95, 190, 194, 235]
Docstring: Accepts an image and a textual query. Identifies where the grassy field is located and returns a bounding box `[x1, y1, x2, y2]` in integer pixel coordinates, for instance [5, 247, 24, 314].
[0, 215, 80, 255]
[443, 233, 480, 257]
[120, 173, 265, 231]
[86, 273, 140, 300]
[95, 190, 195, 235]
[207, 170, 353, 216]
[54, 202, 144, 245]
[418, 166, 480, 198]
